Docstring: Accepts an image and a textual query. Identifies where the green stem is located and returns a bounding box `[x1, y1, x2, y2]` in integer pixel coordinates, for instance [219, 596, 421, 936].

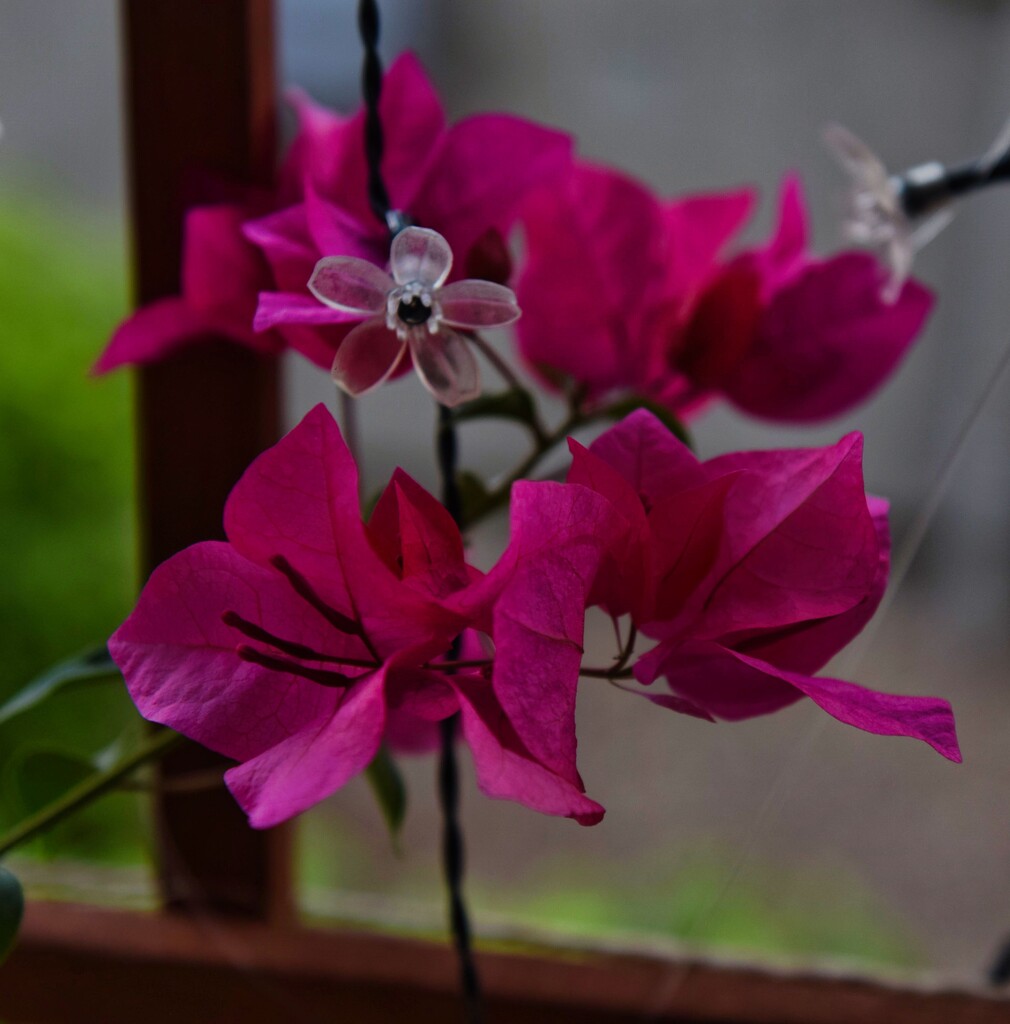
[612, 623, 638, 676]
[462, 405, 595, 528]
[0, 729, 183, 858]
[579, 666, 635, 680]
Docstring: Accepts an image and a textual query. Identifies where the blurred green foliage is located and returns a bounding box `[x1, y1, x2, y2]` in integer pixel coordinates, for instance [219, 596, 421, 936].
[481, 848, 921, 968]
[301, 808, 921, 970]
[0, 191, 146, 863]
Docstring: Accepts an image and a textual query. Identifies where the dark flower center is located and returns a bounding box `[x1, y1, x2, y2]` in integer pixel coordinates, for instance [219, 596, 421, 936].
[397, 296, 432, 326]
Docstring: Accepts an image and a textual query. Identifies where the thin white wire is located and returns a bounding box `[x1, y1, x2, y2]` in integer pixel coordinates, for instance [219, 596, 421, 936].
[645, 333, 1010, 1017]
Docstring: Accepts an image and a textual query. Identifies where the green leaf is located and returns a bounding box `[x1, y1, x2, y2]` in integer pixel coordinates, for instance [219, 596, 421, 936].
[365, 747, 406, 848]
[0, 867, 24, 965]
[599, 396, 694, 449]
[0, 646, 118, 727]
[453, 387, 541, 434]
[457, 470, 492, 525]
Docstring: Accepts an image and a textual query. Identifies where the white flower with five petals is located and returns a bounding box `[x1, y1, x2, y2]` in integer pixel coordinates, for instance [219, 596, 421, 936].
[309, 226, 521, 406]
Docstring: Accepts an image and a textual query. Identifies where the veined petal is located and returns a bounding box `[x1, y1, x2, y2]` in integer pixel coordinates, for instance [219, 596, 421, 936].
[225, 670, 388, 828]
[109, 541, 357, 764]
[722, 253, 933, 421]
[391, 226, 452, 287]
[728, 648, 961, 762]
[331, 318, 407, 397]
[410, 327, 480, 407]
[439, 279, 521, 329]
[453, 675, 605, 826]
[309, 256, 392, 314]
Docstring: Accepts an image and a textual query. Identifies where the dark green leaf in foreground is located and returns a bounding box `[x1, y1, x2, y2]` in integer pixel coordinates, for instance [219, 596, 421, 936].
[0, 867, 24, 965]
[0, 646, 118, 727]
[365, 746, 407, 848]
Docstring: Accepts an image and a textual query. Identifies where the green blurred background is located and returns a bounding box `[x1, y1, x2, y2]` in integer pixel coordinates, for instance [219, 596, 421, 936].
[0, 191, 145, 865]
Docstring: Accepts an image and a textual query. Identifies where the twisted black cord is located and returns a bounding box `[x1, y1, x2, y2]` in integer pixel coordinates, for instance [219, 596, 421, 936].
[437, 403, 483, 1023]
[357, 0, 392, 228]
[438, 712, 483, 1023]
[897, 147, 1010, 219]
[355, 4, 482, 1016]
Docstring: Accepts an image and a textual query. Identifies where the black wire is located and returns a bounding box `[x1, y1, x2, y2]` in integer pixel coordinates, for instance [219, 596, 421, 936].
[357, 0, 392, 227]
[438, 713, 484, 1023]
[437, 405, 464, 524]
[355, 4, 482, 1017]
[897, 149, 1010, 219]
[436, 404, 483, 1022]
[988, 934, 1010, 987]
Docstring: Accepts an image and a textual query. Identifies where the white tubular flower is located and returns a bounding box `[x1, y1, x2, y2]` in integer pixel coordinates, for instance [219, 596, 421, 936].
[309, 226, 521, 407]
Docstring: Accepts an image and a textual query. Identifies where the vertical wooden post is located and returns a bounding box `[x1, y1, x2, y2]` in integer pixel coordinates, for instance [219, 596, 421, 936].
[120, 0, 292, 922]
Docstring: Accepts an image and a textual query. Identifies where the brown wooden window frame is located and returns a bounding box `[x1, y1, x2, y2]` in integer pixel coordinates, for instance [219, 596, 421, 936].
[0, 3, 1007, 1021]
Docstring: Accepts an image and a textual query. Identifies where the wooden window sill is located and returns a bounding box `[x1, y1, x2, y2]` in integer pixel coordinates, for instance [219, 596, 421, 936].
[1, 901, 1007, 1023]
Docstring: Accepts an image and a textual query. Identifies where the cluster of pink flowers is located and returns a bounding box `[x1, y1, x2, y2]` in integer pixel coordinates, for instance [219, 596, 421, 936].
[111, 405, 957, 828]
[105, 54, 960, 830]
[518, 169, 933, 421]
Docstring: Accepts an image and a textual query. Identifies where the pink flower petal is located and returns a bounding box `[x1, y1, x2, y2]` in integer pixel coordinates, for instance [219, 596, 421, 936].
[566, 438, 651, 620]
[588, 408, 704, 501]
[277, 85, 350, 202]
[661, 187, 756, 298]
[438, 279, 520, 329]
[491, 481, 619, 789]
[516, 164, 663, 395]
[254, 292, 360, 332]
[612, 682, 715, 722]
[225, 670, 388, 828]
[368, 468, 474, 599]
[94, 299, 210, 374]
[390, 227, 453, 288]
[645, 474, 738, 624]
[755, 173, 809, 291]
[634, 639, 802, 718]
[243, 205, 319, 289]
[692, 433, 880, 637]
[673, 257, 763, 390]
[93, 297, 278, 375]
[181, 204, 270, 330]
[736, 497, 890, 675]
[331, 318, 408, 397]
[309, 256, 393, 314]
[304, 185, 383, 263]
[372, 53, 447, 211]
[453, 675, 605, 826]
[280, 322, 357, 373]
[109, 541, 358, 763]
[411, 114, 573, 267]
[282, 54, 445, 226]
[223, 405, 455, 662]
[729, 649, 961, 762]
[409, 327, 480, 407]
[723, 252, 934, 422]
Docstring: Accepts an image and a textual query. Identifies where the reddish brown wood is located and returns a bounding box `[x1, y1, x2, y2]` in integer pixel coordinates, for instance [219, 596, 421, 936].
[120, 0, 290, 921]
[2, 903, 1009, 1024]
